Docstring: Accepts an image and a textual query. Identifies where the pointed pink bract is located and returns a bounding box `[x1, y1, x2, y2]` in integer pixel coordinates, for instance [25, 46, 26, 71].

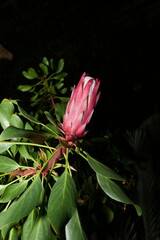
[62, 72, 100, 140]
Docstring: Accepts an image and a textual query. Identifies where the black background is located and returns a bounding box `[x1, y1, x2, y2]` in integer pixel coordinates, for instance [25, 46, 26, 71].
[1, 0, 160, 132]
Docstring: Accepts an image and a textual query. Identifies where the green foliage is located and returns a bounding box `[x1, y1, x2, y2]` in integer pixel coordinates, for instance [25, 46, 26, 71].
[48, 171, 77, 234]
[18, 57, 69, 115]
[0, 57, 142, 239]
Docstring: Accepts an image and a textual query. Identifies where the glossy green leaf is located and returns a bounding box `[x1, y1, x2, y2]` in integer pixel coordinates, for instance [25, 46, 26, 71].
[0, 126, 49, 143]
[21, 209, 37, 240]
[48, 171, 77, 234]
[10, 144, 18, 157]
[0, 156, 19, 173]
[0, 177, 42, 229]
[22, 71, 34, 80]
[97, 174, 142, 216]
[55, 102, 66, 122]
[56, 82, 64, 89]
[22, 68, 38, 80]
[10, 114, 24, 129]
[18, 145, 34, 161]
[28, 68, 39, 79]
[18, 105, 41, 124]
[0, 99, 14, 129]
[0, 180, 28, 203]
[0, 185, 7, 195]
[65, 209, 88, 240]
[53, 72, 68, 80]
[49, 58, 54, 71]
[1, 222, 16, 239]
[29, 215, 55, 240]
[17, 85, 33, 92]
[44, 111, 57, 126]
[42, 57, 49, 66]
[39, 63, 48, 76]
[0, 142, 12, 153]
[8, 227, 18, 240]
[87, 153, 124, 181]
[55, 59, 64, 74]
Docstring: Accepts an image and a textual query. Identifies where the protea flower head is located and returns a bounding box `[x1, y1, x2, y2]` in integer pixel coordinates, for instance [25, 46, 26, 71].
[61, 72, 100, 141]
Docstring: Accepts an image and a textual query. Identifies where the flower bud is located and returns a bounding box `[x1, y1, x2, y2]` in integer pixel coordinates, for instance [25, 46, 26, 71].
[62, 72, 100, 140]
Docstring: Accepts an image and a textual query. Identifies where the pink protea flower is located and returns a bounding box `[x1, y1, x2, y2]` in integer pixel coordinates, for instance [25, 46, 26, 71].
[61, 72, 100, 141]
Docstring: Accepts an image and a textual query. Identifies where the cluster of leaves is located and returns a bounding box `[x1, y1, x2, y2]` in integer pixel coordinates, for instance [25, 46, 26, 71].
[0, 58, 141, 240]
[17, 57, 69, 115]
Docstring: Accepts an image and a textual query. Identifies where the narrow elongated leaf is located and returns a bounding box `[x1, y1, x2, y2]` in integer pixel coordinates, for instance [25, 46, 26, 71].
[55, 102, 67, 122]
[42, 57, 49, 66]
[0, 177, 42, 229]
[0, 185, 7, 195]
[55, 59, 64, 74]
[0, 180, 28, 203]
[39, 63, 48, 76]
[18, 145, 34, 161]
[87, 153, 124, 181]
[18, 105, 41, 124]
[29, 215, 55, 240]
[44, 111, 57, 126]
[0, 99, 14, 129]
[21, 209, 37, 240]
[0, 142, 12, 153]
[53, 72, 68, 80]
[97, 174, 142, 216]
[8, 227, 18, 240]
[0, 126, 49, 143]
[0, 156, 19, 172]
[65, 209, 88, 240]
[1, 222, 16, 239]
[48, 171, 77, 233]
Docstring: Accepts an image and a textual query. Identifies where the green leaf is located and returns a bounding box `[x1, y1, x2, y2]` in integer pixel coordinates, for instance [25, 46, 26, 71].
[53, 72, 68, 80]
[0, 126, 49, 143]
[0, 156, 19, 173]
[65, 209, 88, 240]
[44, 111, 57, 126]
[1, 222, 16, 239]
[39, 63, 48, 76]
[18, 105, 41, 124]
[55, 102, 67, 122]
[49, 58, 54, 71]
[21, 209, 37, 240]
[42, 57, 49, 66]
[0, 185, 7, 195]
[55, 59, 64, 74]
[0, 99, 14, 129]
[61, 87, 68, 94]
[10, 114, 24, 129]
[0, 181, 28, 203]
[17, 85, 33, 92]
[48, 171, 77, 234]
[22, 68, 38, 80]
[0, 177, 42, 229]
[56, 82, 64, 89]
[0, 142, 13, 153]
[28, 68, 39, 79]
[8, 227, 18, 240]
[97, 174, 142, 216]
[86, 153, 124, 181]
[29, 215, 55, 240]
[18, 145, 34, 161]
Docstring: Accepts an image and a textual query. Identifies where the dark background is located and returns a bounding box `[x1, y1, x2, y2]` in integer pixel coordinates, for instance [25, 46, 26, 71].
[0, 0, 160, 132]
